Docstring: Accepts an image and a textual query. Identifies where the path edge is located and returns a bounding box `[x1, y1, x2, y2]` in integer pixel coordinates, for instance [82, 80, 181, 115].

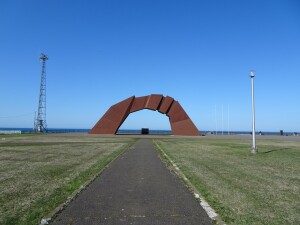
[40, 140, 137, 225]
[153, 139, 226, 225]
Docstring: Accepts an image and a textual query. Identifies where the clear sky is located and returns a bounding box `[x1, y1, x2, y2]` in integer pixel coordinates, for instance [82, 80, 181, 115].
[0, 0, 299, 132]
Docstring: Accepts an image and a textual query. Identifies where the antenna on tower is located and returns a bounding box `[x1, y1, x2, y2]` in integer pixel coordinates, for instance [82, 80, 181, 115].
[34, 53, 48, 133]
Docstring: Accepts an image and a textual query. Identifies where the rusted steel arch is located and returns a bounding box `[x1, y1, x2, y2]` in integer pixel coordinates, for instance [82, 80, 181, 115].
[89, 94, 201, 136]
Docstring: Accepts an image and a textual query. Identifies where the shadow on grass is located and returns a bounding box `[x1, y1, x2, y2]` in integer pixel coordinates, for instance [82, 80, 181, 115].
[262, 148, 289, 154]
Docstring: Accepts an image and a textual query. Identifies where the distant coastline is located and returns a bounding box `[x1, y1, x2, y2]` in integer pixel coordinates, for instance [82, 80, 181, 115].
[0, 128, 298, 136]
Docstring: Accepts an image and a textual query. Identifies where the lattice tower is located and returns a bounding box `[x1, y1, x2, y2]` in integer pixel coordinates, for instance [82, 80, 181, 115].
[34, 53, 48, 132]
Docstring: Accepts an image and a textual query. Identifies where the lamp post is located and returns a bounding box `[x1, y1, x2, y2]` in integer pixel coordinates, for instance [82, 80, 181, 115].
[250, 70, 257, 153]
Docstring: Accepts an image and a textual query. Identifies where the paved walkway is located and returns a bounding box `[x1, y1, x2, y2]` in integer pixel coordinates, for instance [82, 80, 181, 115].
[51, 139, 212, 225]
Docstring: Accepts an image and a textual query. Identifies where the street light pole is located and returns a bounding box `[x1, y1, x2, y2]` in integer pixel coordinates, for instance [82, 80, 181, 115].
[250, 70, 257, 153]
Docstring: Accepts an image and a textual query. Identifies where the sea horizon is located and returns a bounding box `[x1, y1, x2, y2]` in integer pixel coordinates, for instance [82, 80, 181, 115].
[0, 127, 298, 135]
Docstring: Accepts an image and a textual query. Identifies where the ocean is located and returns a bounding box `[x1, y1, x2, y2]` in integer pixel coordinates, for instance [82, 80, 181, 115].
[0, 128, 172, 134]
[0, 128, 298, 136]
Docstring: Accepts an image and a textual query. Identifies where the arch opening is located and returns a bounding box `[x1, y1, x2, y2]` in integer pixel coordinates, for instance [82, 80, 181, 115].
[117, 109, 172, 134]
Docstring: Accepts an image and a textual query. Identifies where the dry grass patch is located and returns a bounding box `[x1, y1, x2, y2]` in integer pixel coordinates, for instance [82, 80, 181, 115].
[154, 138, 300, 225]
[0, 134, 135, 225]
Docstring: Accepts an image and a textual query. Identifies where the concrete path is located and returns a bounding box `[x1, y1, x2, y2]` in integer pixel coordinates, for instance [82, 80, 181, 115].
[51, 139, 212, 225]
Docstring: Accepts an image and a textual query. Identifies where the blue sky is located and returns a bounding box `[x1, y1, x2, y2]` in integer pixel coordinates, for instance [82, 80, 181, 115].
[0, 0, 299, 132]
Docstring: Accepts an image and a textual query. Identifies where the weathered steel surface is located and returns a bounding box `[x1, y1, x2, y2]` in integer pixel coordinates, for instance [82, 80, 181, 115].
[158, 96, 174, 114]
[145, 94, 163, 110]
[130, 96, 148, 113]
[89, 95, 200, 136]
[89, 96, 134, 134]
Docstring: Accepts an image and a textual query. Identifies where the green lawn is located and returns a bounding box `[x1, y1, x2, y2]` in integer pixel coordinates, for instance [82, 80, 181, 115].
[0, 134, 135, 225]
[154, 138, 300, 225]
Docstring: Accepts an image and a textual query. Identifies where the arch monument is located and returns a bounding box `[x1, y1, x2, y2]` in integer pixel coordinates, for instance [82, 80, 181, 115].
[89, 94, 200, 136]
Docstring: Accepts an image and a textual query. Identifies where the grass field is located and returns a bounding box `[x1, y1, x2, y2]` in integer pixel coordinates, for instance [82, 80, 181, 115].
[0, 134, 135, 225]
[154, 138, 300, 225]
